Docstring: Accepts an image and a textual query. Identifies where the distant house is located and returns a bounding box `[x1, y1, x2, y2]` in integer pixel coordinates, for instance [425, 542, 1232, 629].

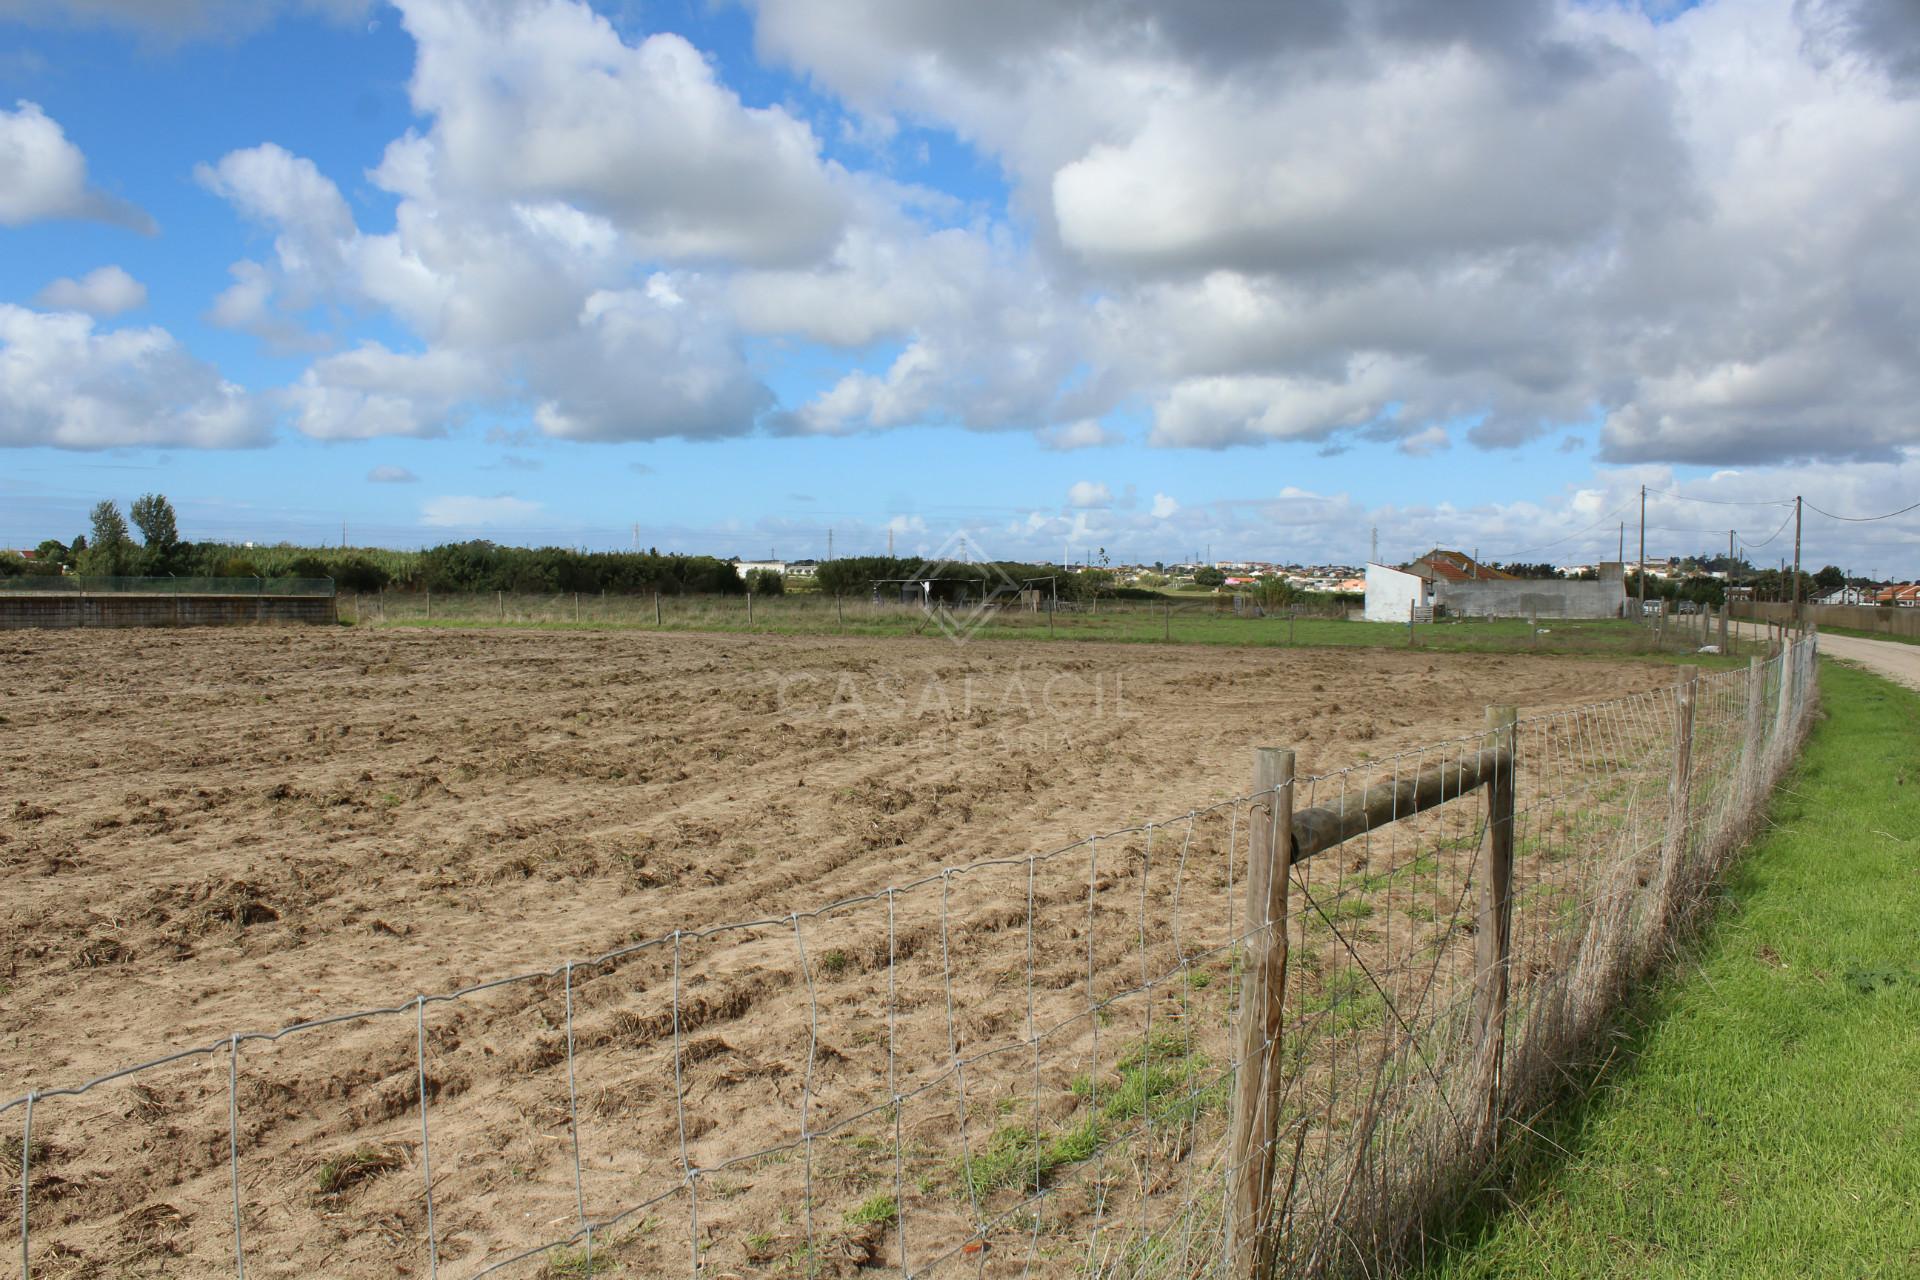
[1815, 585, 1875, 605]
[1878, 583, 1920, 607]
[1363, 563, 1434, 621]
[786, 559, 818, 579]
[1368, 549, 1625, 621]
[732, 559, 786, 579]
[1406, 549, 1517, 583]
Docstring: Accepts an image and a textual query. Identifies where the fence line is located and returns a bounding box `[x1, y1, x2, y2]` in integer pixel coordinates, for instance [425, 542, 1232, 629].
[340, 589, 1727, 656]
[6, 635, 1819, 1278]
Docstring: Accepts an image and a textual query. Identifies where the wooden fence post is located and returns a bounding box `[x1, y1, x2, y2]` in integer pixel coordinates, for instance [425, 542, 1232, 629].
[425, 589, 431, 623]
[1164, 600, 1171, 643]
[1474, 706, 1518, 1143]
[573, 591, 580, 623]
[1741, 655, 1765, 800]
[654, 591, 662, 627]
[1659, 668, 1698, 917]
[1772, 634, 1796, 758]
[747, 591, 754, 625]
[836, 595, 844, 627]
[1227, 747, 1294, 1279]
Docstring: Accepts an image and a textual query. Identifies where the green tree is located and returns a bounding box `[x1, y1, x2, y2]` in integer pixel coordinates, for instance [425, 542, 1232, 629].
[1193, 566, 1226, 588]
[1253, 577, 1299, 607]
[329, 557, 391, 592]
[79, 501, 138, 575]
[1813, 565, 1846, 596]
[280, 554, 331, 580]
[746, 568, 785, 596]
[130, 493, 179, 549]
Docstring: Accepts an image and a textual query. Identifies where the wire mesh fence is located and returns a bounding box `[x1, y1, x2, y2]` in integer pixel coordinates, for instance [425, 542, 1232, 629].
[4, 635, 1818, 1278]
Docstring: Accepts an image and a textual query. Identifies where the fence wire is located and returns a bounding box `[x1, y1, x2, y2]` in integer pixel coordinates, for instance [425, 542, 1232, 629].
[5, 636, 1819, 1279]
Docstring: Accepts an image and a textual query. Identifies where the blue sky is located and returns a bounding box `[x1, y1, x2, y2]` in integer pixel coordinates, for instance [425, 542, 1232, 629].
[3, 0, 1918, 575]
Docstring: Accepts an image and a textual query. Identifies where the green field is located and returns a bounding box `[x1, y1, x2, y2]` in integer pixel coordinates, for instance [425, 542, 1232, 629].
[1420, 661, 1920, 1278]
[339, 590, 1748, 663]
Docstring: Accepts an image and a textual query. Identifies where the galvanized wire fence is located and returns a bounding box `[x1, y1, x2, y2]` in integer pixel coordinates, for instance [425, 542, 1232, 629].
[5, 635, 1818, 1278]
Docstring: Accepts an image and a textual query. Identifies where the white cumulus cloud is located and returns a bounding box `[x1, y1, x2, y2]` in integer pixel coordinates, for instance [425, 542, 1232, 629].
[34, 265, 146, 317]
[0, 100, 153, 231]
[1038, 419, 1125, 451]
[0, 304, 267, 449]
[1067, 480, 1113, 509]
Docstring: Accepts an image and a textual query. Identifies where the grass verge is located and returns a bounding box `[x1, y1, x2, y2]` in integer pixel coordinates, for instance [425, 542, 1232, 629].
[1418, 660, 1920, 1278]
[1821, 622, 1920, 647]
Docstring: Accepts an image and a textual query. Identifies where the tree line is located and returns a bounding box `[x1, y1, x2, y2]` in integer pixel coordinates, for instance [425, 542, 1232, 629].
[1, 495, 749, 596]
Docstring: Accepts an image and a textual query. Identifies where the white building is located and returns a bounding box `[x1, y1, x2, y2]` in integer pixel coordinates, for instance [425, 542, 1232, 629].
[1363, 563, 1433, 622]
[733, 559, 785, 578]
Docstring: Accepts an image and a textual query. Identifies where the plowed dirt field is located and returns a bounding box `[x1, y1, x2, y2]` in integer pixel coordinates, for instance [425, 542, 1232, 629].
[1, 627, 1675, 1277]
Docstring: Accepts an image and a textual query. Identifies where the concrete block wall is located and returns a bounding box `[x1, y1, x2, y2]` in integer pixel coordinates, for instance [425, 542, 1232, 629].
[1434, 578, 1628, 619]
[0, 593, 336, 629]
[1736, 600, 1920, 638]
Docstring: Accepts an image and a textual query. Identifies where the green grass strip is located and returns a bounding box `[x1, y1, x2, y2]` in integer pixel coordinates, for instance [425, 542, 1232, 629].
[1421, 660, 1920, 1278]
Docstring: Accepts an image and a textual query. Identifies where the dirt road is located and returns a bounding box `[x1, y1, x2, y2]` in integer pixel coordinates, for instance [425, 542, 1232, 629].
[1733, 622, 1920, 692]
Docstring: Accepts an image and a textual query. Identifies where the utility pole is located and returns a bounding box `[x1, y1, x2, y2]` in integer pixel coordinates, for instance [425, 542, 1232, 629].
[1618, 522, 1624, 566]
[827, 527, 833, 561]
[1637, 484, 1647, 617]
[1370, 526, 1378, 566]
[341, 519, 347, 549]
[1792, 495, 1803, 626]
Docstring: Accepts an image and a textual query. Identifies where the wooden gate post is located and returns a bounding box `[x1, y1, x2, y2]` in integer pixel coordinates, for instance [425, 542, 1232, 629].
[1473, 706, 1518, 1143]
[1227, 747, 1295, 1279]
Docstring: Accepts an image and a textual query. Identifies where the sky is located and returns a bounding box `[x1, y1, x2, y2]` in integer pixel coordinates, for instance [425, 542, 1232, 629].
[1, 0, 1918, 575]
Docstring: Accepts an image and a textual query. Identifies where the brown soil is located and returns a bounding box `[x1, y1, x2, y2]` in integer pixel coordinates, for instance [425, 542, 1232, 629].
[0, 627, 1675, 1276]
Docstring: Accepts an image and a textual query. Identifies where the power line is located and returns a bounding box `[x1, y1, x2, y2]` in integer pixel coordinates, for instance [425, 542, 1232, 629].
[1803, 497, 1920, 523]
[1735, 507, 1797, 551]
[1644, 487, 1793, 508]
[1483, 503, 1631, 562]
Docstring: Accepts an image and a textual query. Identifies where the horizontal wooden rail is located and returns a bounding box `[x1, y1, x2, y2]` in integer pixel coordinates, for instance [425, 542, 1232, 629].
[1290, 747, 1510, 863]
